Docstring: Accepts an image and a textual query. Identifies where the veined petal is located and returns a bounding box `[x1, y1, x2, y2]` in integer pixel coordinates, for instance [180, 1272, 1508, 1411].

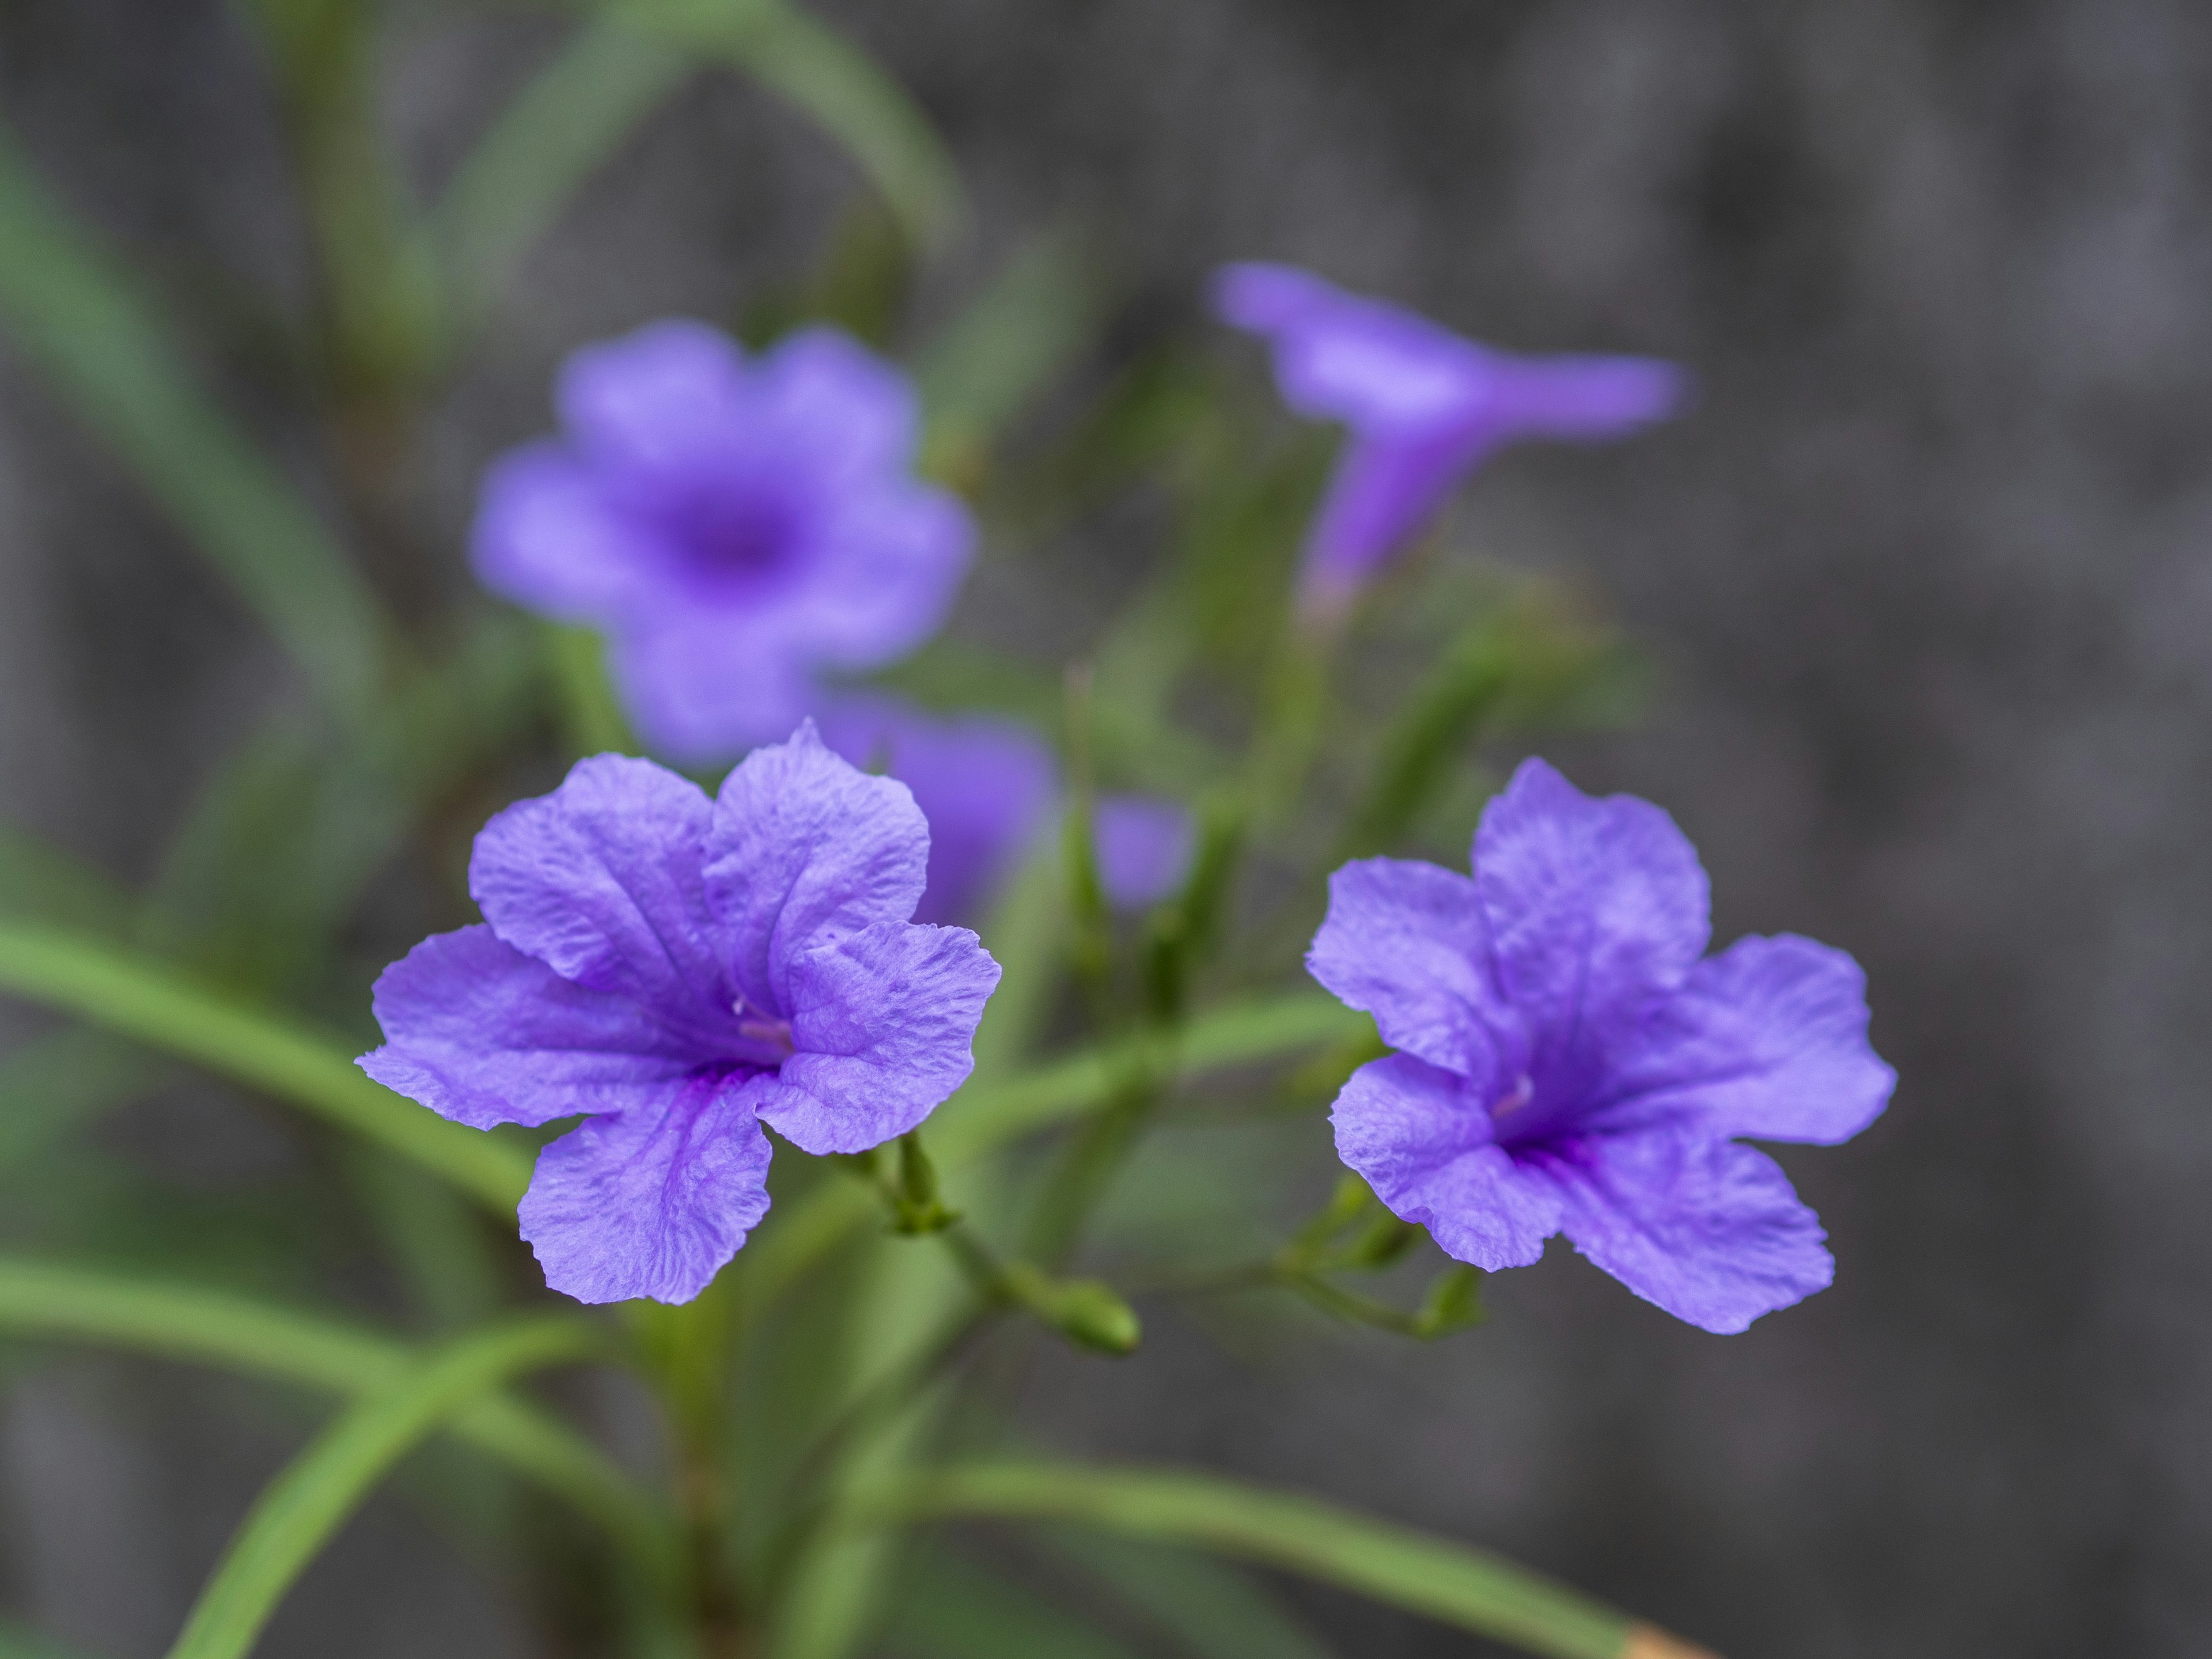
[757, 921, 1000, 1154]
[1308, 858, 1512, 1084]
[557, 319, 751, 476]
[469, 756, 731, 1043]
[519, 1073, 774, 1305]
[1332, 1054, 1559, 1270]
[1540, 1127, 1833, 1334]
[1474, 757, 1710, 1077]
[704, 724, 931, 1015]
[1600, 933, 1893, 1145]
[359, 926, 697, 1130]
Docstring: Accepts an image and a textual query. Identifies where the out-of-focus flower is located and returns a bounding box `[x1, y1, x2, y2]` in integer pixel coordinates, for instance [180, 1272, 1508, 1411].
[1093, 794, 1196, 910]
[473, 320, 973, 759]
[1213, 263, 1683, 616]
[815, 695, 1057, 926]
[1307, 758, 1889, 1333]
[358, 726, 999, 1305]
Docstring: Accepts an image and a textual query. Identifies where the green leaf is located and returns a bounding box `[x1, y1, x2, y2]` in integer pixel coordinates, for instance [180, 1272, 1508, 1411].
[612, 0, 960, 248]
[856, 1462, 1694, 1659]
[0, 823, 135, 937]
[165, 1313, 612, 1659]
[0, 1615, 101, 1659]
[0, 1028, 166, 1176]
[432, 21, 691, 330]
[892, 1547, 1143, 1659]
[1041, 1526, 1335, 1659]
[0, 1257, 656, 1560]
[0, 122, 391, 729]
[737, 991, 1369, 1316]
[0, 922, 530, 1213]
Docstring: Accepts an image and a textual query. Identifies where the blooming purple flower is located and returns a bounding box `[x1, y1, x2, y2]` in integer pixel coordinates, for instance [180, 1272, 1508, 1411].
[1308, 759, 1891, 1332]
[814, 694, 1057, 926]
[357, 725, 1001, 1305]
[472, 320, 974, 760]
[1093, 794, 1195, 910]
[1213, 263, 1683, 615]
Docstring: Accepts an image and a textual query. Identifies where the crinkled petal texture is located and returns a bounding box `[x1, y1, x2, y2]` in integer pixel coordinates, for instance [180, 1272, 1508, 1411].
[520, 1073, 774, 1305]
[754, 921, 1002, 1154]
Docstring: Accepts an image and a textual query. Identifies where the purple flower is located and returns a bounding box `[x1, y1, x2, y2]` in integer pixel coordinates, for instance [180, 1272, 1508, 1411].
[1308, 759, 1891, 1332]
[1213, 263, 1683, 615]
[472, 320, 974, 760]
[358, 725, 1001, 1305]
[814, 695, 1057, 926]
[1093, 794, 1195, 910]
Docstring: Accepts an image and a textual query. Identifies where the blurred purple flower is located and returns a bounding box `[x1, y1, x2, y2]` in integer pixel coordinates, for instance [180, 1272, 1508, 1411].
[1094, 794, 1195, 910]
[358, 725, 999, 1305]
[1308, 758, 1890, 1332]
[472, 320, 973, 759]
[815, 695, 1057, 926]
[1213, 263, 1683, 615]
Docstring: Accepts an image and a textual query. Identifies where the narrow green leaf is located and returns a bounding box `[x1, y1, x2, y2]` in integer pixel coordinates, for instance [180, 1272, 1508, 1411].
[0, 1257, 656, 1559]
[0, 1028, 166, 1176]
[857, 1462, 1694, 1659]
[166, 1313, 610, 1659]
[1042, 1526, 1335, 1659]
[0, 922, 529, 1213]
[0, 823, 135, 937]
[0, 1616, 100, 1659]
[433, 21, 690, 328]
[895, 1547, 1143, 1659]
[0, 123, 390, 728]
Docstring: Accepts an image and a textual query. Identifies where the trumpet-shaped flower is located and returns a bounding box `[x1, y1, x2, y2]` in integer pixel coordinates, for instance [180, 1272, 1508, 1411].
[1214, 263, 1683, 615]
[358, 726, 1000, 1305]
[1308, 759, 1891, 1332]
[473, 320, 973, 759]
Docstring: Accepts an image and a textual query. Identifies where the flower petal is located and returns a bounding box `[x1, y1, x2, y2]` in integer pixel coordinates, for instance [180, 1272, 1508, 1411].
[1307, 857, 1513, 1084]
[556, 319, 751, 477]
[1600, 934, 1894, 1145]
[755, 326, 922, 484]
[791, 483, 975, 665]
[1331, 1054, 1560, 1270]
[469, 756, 732, 1048]
[1094, 794, 1195, 911]
[756, 921, 1001, 1154]
[471, 441, 663, 623]
[1298, 430, 1471, 601]
[1482, 355, 1686, 441]
[358, 926, 695, 1130]
[519, 1074, 774, 1305]
[704, 724, 931, 1016]
[607, 610, 814, 760]
[1474, 757, 1710, 1078]
[1540, 1127, 1833, 1333]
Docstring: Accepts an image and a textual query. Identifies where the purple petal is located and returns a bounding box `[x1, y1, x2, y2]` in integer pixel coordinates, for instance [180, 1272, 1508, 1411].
[1600, 934, 1894, 1146]
[607, 610, 815, 760]
[704, 723, 931, 1016]
[1306, 857, 1516, 1084]
[471, 442, 664, 623]
[815, 695, 1058, 926]
[1474, 758, 1710, 1076]
[1297, 431, 1472, 603]
[789, 484, 975, 667]
[358, 926, 698, 1130]
[1482, 355, 1686, 441]
[469, 756, 733, 1047]
[755, 327, 922, 484]
[556, 319, 751, 477]
[1537, 1126, 1833, 1333]
[1331, 1053, 1560, 1270]
[1093, 794, 1195, 910]
[753, 920, 1001, 1154]
[1213, 263, 1483, 430]
[519, 1073, 774, 1305]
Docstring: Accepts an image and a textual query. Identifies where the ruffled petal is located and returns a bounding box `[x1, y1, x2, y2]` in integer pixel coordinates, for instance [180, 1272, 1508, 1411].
[1307, 857, 1513, 1085]
[471, 442, 664, 624]
[518, 1073, 774, 1305]
[1474, 758, 1710, 1078]
[469, 756, 732, 1047]
[704, 724, 931, 1016]
[556, 319, 751, 477]
[1540, 1126, 1834, 1333]
[358, 926, 697, 1130]
[1599, 934, 1894, 1146]
[1331, 1054, 1560, 1270]
[756, 921, 1000, 1154]
[815, 695, 1058, 926]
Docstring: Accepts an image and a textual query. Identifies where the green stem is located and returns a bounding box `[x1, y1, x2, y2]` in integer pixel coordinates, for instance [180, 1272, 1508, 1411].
[630, 1281, 747, 1657]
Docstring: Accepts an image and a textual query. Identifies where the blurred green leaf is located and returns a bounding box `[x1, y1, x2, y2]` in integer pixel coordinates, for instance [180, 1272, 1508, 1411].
[0, 1616, 101, 1659]
[433, 20, 691, 331]
[0, 123, 391, 728]
[0, 824, 134, 937]
[166, 1312, 611, 1659]
[544, 622, 639, 760]
[0, 922, 531, 1213]
[891, 1547, 1143, 1659]
[859, 1461, 1668, 1659]
[0, 1028, 166, 1177]
[1042, 1525, 1335, 1659]
[0, 1257, 656, 1557]
[606, 0, 961, 249]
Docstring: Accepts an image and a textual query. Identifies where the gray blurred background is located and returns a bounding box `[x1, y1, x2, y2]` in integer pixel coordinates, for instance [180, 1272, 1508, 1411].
[5, 0, 2210, 1654]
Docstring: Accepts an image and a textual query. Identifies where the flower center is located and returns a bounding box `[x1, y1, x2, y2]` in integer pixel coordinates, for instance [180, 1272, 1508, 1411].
[731, 998, 795, 1062]
[675, 483, 802, 586]
[1488, 1072, 1535, 1122]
